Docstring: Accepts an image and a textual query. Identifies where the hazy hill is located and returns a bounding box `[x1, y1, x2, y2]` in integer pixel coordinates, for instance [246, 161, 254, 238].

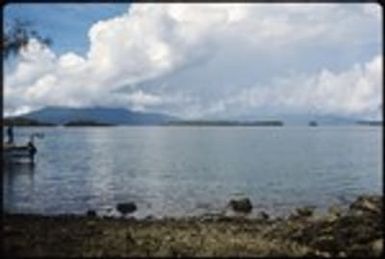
[15, 106, 178, 125]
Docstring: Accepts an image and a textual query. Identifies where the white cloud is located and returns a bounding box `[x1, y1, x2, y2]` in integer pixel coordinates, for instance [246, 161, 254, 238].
[4, 3, 382, 119]
[202, 55, 382, 119]
[5, 39, 56, 89]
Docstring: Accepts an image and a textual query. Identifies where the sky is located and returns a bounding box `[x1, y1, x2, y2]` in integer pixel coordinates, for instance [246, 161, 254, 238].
[3, 3, 383, 120]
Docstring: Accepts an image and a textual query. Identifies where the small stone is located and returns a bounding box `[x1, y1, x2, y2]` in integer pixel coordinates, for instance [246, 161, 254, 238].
[258, 211, 269, 220]
[296, 206, 314, 217]
[228, 198, 253, 213]
[116, 202, 137, 215]
[325, 205, 342, 222]
[86, 220, 96, 227]
[328, 205, 342, 217]
[145, 215, 154, 221]
[315, 250, 331, 257]
[371, 239, 383, 257]
[325, 214, 339, 223]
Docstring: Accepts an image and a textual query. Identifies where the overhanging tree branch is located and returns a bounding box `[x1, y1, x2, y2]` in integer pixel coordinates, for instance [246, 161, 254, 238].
[2, 18, 52, 59]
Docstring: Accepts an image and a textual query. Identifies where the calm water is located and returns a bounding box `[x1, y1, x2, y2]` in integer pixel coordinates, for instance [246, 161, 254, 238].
[3, 126, 382, 218]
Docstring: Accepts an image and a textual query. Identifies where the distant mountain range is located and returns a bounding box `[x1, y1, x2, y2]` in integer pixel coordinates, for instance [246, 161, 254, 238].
[3, 106, 382, 127]
[6, 106, 178, 126]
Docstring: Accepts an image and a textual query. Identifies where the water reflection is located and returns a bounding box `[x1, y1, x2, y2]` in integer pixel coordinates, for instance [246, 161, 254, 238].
[2, 126, 382, 217]
[3, 162, 35, 213]
[4, 161, 35, 171]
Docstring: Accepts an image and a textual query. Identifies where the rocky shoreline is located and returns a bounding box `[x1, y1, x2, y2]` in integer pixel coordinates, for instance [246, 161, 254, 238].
[3, 195, 383, 257]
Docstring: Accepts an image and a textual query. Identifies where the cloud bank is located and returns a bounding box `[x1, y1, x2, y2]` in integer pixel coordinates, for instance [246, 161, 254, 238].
[4, 3, 382, 119]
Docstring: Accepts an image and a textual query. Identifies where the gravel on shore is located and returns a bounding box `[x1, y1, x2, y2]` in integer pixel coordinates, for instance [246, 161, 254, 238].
[3, 195, 383, 257]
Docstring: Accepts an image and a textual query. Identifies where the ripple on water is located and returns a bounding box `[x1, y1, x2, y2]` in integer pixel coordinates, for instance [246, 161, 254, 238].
[3, 126, 382, 218]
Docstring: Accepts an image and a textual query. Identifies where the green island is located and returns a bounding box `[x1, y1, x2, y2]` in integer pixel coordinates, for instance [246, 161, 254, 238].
[3, 117, 56, 127]
[3, 195, 382, 257]
[356, 121, 383, 126]
[164, 120, 284, 126]
[3, 118, 116, 127]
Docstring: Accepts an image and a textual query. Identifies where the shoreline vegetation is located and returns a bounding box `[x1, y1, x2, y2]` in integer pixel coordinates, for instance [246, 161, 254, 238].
[163, 120, 284, 126]
[3, 194, 383, 257]
[3, 117, 56, 127]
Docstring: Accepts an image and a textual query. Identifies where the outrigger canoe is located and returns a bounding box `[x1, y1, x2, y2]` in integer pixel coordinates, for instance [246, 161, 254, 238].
[3, 143, 37, 164]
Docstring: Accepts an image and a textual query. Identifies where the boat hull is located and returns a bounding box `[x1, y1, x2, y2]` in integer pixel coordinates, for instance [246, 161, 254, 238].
[3, 145, 35, 163]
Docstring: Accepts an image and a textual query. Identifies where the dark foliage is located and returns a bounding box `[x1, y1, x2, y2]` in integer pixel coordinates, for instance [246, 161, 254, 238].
[3, 18, 52, 59]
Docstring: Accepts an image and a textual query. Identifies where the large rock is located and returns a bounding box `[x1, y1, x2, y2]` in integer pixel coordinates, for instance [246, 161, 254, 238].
[86, 209, 97, 217]
[349, 195, 381, 215]
[228, 198, 253, 213]
[117, 202, 137, 215]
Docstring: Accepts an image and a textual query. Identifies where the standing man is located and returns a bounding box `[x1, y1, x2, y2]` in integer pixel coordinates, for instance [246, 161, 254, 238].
[7, 125, 14, 145]
[28, 140, 37, 164]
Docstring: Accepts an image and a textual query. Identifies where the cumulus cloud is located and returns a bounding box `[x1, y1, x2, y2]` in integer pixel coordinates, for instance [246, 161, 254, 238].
[4, 3, 382, 119]
[202, 55, 382, 119]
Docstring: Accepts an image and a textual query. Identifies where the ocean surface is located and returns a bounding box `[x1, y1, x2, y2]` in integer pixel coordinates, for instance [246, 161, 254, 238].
[3, 126, 382, 218]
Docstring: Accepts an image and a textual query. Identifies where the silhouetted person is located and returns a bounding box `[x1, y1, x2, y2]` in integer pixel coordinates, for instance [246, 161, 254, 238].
[7, 125, 14, 144]
[28, 141, 37, 163]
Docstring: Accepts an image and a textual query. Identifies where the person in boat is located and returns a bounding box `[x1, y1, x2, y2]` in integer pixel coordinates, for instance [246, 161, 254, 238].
[27, 140, 37, 163]
[6, 125, 14, 144]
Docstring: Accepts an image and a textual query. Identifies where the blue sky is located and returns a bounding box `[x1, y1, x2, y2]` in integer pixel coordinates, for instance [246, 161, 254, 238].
[3, 3, 383, 120]
[4, 3, 130, 55]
